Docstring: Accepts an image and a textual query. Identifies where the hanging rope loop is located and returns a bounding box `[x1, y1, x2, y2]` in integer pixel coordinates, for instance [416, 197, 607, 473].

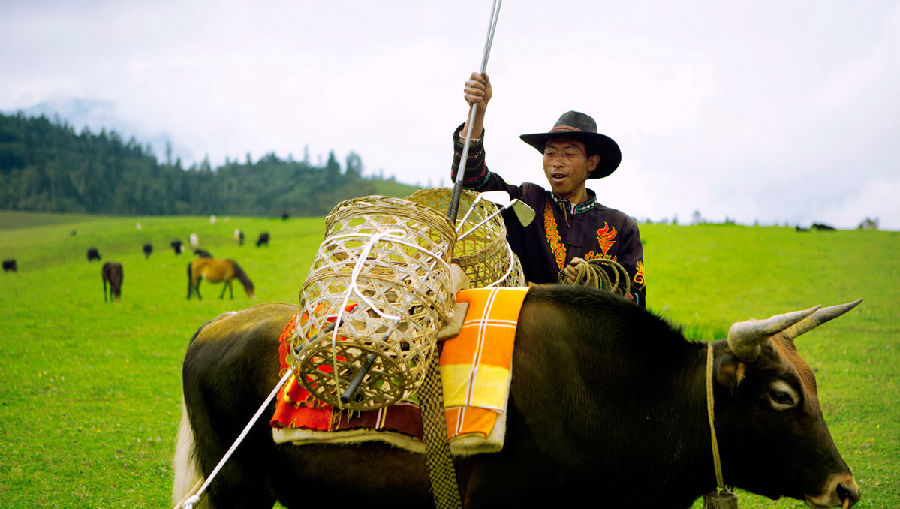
[703, 343, 739, 509]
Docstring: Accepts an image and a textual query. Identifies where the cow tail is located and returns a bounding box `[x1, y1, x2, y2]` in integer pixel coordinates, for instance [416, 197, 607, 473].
[172, 397, 205, 508]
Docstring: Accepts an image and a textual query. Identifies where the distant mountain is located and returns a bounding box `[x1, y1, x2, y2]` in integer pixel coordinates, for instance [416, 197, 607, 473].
[4, 96, 192, 164]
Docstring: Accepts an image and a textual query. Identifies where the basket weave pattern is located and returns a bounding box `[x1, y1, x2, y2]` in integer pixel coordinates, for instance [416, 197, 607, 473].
[290, 196, 456, 411]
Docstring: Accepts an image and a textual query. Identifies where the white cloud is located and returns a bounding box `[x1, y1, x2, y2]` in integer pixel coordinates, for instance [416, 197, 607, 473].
[1, 0, 897, 228]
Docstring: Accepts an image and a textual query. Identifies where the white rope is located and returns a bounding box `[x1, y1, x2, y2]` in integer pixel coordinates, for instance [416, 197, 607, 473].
[333, 230, 405, 325]
[457, 206, 504, 241]
[326, 228, 454, 402]
[487, 242, 517, 288]
[180, 368, 294, 509]
[330, 230, 402, 395]
[455, 193, 487, 233]
[324, 231, 454, 287]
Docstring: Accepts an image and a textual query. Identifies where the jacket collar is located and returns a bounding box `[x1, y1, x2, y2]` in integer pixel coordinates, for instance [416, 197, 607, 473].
[551, 188, 597, 215]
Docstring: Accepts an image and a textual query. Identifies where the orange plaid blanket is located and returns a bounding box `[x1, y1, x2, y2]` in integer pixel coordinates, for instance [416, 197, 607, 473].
[270, 287, 529, 454]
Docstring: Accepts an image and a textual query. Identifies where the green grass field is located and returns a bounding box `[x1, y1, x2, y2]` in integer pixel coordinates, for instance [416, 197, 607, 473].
[0, 211, 897, 508]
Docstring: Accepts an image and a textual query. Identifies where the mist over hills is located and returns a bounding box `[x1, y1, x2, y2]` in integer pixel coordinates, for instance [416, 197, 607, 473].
[6, 96, 193, 165]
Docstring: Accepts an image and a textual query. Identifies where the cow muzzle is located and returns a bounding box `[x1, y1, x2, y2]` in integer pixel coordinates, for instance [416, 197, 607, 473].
[805, 472, 859, 508]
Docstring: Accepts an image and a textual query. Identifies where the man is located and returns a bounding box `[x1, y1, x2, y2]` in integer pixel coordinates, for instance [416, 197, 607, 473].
[451, 72, 646, 306]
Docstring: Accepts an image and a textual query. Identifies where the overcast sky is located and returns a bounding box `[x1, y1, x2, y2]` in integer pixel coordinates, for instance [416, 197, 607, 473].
[2, 0, 898, 229]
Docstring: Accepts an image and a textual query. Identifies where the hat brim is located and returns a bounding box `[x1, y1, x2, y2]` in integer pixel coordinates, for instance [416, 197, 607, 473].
[519, 131, 622, 179]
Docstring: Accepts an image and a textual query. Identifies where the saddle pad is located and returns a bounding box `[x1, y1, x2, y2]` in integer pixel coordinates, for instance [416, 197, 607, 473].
[270, 287, 529, 455]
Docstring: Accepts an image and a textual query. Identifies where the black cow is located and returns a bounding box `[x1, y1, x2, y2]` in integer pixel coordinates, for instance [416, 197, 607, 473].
[812, 223, 836, 231]
[101, 262, 123, 302]
[256, 232, 269, 247]
[173, 287, 861, 509]
[143, 243, 153, 259]
[2, 259, 16, 272]
[171, 240, 184, 255]
[194, 249, 213, 258]
[86, 247, 101, 262]
[281, 213, 290, 220]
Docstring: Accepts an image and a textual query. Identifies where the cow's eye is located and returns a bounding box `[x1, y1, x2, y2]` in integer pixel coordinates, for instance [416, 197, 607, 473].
[767, 380, 799, 410]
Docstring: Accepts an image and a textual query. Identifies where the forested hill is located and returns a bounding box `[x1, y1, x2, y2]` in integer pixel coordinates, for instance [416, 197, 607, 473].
[0, 112, 419, 216]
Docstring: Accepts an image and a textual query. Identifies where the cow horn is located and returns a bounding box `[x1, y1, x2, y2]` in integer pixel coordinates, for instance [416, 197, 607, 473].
[727, 306, 820, 361]
[781, 299, 863, 341]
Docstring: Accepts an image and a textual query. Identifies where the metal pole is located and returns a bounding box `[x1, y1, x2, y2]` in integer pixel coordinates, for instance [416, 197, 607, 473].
[447, 0, 502, 224]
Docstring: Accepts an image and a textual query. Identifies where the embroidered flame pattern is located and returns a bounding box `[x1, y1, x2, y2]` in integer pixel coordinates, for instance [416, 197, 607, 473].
[596, 222, 617, 255]
[634, 259, 645, 285]
[544, 202, 567, 269]
[584, 251, 614, 262]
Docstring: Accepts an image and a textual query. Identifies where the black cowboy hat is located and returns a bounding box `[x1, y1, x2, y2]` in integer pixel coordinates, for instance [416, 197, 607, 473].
[519, 110, 622, 179]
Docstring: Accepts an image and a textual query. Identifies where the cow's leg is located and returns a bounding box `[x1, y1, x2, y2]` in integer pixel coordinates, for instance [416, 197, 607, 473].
[103, 278, 108, 302]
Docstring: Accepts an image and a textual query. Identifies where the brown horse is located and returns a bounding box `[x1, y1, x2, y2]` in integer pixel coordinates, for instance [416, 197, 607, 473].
[102, 262, 123, 302]
[187, 258, 254, 299]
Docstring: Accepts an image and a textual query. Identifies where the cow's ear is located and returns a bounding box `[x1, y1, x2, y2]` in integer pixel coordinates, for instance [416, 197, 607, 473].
[715, 352, 746, 394]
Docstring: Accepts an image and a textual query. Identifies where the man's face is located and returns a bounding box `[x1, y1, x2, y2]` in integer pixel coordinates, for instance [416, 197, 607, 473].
[542, 138, 600, 199]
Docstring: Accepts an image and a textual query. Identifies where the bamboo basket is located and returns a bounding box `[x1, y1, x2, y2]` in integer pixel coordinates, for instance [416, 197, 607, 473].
[290, 195, 457, 411]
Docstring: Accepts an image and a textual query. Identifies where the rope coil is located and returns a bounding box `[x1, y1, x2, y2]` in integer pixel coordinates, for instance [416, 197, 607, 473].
[559, 257, 631, 296]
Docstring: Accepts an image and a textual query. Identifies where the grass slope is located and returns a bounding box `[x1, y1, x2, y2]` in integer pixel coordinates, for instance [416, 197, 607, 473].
[0, 212, 897, 508]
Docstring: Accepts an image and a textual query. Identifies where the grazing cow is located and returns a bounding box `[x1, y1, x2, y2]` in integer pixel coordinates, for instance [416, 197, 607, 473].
[101, 262, 123, 302]
[256, 231, 269, 247]
[812, 223, 836, 231]
[86, 247, 101, 262]
[194, 249, 213, 258]
[171, 240, 184, 255]
[235, 229, 245, 246]
[190, 233, 199, 249]
[174, 287, 861, 509]
[143, 243, 153, 259]
[2, 259, 16, 272]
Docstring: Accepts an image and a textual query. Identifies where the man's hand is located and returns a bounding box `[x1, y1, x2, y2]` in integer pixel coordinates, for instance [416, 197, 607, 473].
[464, 72, 492, 110]
[560, 257, 585, 285]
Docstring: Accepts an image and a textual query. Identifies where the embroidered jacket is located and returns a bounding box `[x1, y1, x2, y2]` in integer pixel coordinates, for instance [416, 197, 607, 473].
[451, 124, 647, 306]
